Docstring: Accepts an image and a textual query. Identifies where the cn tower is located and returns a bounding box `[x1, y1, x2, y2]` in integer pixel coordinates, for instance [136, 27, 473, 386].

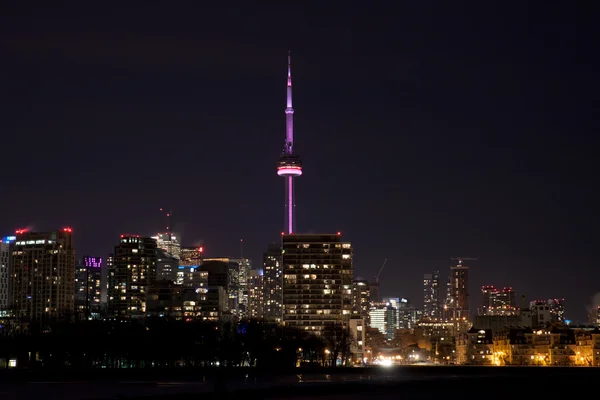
[277, 52, 302, 234]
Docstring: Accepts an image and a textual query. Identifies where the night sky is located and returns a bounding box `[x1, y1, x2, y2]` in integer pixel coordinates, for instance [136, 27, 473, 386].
[0, 3, 594, 321]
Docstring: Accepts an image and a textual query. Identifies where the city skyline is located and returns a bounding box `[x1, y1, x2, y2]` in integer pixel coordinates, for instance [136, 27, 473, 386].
[0, 3, 591, 320]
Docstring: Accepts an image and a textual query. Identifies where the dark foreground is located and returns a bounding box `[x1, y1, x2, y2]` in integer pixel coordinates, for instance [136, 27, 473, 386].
[0, 366, 595, 399]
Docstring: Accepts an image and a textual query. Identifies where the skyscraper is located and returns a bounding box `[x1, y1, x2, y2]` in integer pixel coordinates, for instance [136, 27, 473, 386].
[108, 235, 157, 319]
[480, 286, 517, 316]
[202, 257, 250, 318]
[247, 269, 264, 320]
[74, 256, 103, 318]
[11, 228, 75, 320]
[152, 232, 181, 260]
[281, 233, 353, 333]
[352, 279, 371, 324]
[277, 52, 303, 234]
[423, 271, 440, 318]
[0, 236, 15, 315]
[262, 244, 282, 322]
[180, 246, 203, 266]
[446, 259, 471, 320]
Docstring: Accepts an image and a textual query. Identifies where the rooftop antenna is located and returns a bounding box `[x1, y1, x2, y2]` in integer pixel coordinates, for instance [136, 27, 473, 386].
[159, 208, 173, 236]
[450, 257, 478, 265]
[240, 238, 244, 259]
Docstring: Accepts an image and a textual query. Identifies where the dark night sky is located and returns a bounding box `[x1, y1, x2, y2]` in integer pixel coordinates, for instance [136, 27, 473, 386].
[0, 2, 595, 320]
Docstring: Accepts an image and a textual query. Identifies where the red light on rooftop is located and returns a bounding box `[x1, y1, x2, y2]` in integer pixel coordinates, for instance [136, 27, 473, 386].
[63, 227, 72, 233]
[199, 246, 203, 253]
[15, 228, 27, 234]
[120, 235, 124, 238]
[281, 232, 284, 235]
[337, 231, 341, 235]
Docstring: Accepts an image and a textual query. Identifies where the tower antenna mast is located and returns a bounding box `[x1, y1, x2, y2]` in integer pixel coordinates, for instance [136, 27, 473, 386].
[277, 51, 303, 234]
[159, 208, 173, 235]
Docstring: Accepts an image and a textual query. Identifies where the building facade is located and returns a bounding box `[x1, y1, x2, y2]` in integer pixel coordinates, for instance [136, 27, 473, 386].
[480, 286, 517, 316]
[263, 243, 282, 322]
[10, 229, 75, 320]
[108, 235, 157, 319]
[247, 269, 264, 319]
[423, 271, 440, 319]
[0, 236, 16, 314]
[446, 261, 470, 320]
[281, 233, 353, 334]
[74, 256, 103, 318]
[352, 279, 370, 324]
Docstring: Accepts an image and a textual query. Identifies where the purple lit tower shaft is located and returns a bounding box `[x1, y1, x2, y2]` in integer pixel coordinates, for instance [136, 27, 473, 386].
[277, 52, 303, 234]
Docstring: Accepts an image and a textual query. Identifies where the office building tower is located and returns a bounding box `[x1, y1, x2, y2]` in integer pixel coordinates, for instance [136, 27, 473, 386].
[481, 286, 517, 316]
[195, 260, 229, 320]
[108, 235, 157, 319]
[74, 256, 103, 318]
[276, 53, 303, 234]
[11, 228, 75, 320]
[352, 279, 370, 324]
[0, 236, 15, 315]
[370, 281, 381, 303]
[263, 243, 282, 322]
[281, 233, 353, 333]
[423, 271, 440, 318]
[180, 246, 203, 266]
[369, 302, 397, 340]
[480, 285, 495, 315]
[152, 232, 181, 260]
[247, 269, 264, 320]
[230, 258, 250, 316]
[202, 257, 249, 318]
[102, 255, 113, 304]
[156, 248, 179, 282]
[548, 298, 565, 323]
[446, 259, 471, 320]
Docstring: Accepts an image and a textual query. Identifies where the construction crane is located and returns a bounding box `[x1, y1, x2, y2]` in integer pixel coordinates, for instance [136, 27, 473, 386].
[374, 258, 388, 284]
[451, 257, 478, 265]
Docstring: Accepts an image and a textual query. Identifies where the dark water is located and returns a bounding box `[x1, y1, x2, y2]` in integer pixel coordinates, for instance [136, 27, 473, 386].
[0, 366, 594, 399]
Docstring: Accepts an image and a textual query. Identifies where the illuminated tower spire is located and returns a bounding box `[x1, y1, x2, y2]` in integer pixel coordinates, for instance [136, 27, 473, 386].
[285, 51, 293, 153]
[277, 51, 303, 234]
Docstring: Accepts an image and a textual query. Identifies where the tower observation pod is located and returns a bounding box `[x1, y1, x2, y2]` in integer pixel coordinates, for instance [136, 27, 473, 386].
[277, 52, 303, 234]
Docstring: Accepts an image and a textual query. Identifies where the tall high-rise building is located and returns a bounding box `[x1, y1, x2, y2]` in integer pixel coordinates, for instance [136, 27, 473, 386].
[548, 298, 565, 323]
[369, 302, 397, 340]
[247, 269, 264, 320]
[480, 286, 517, 315]
[263, 243, 282, 322]
[108, 235, 157, 319]
[230, 258, 250, 316]
[195, 260, 229, 320]
[352, 279, 370, 324]
[11, 228, 75, 320]
[446, 259, 470, 320]
[74, 256, 103, 318]
[152, 232, 181, 260]
[180, 246, 203, 266]
[281, 233, 353, 333]
[423, 271, 440, 318]
[276, 53, 303, 234]
[102, 255, 113, 304]
[156, 248, 179, 282]
[202, 257, 250, 318]
[0, 236, 16, 315]
[480, 285, 495, 315]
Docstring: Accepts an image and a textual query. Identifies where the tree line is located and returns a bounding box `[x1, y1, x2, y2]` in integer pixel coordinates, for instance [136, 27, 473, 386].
[0, 318, 353, 370]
